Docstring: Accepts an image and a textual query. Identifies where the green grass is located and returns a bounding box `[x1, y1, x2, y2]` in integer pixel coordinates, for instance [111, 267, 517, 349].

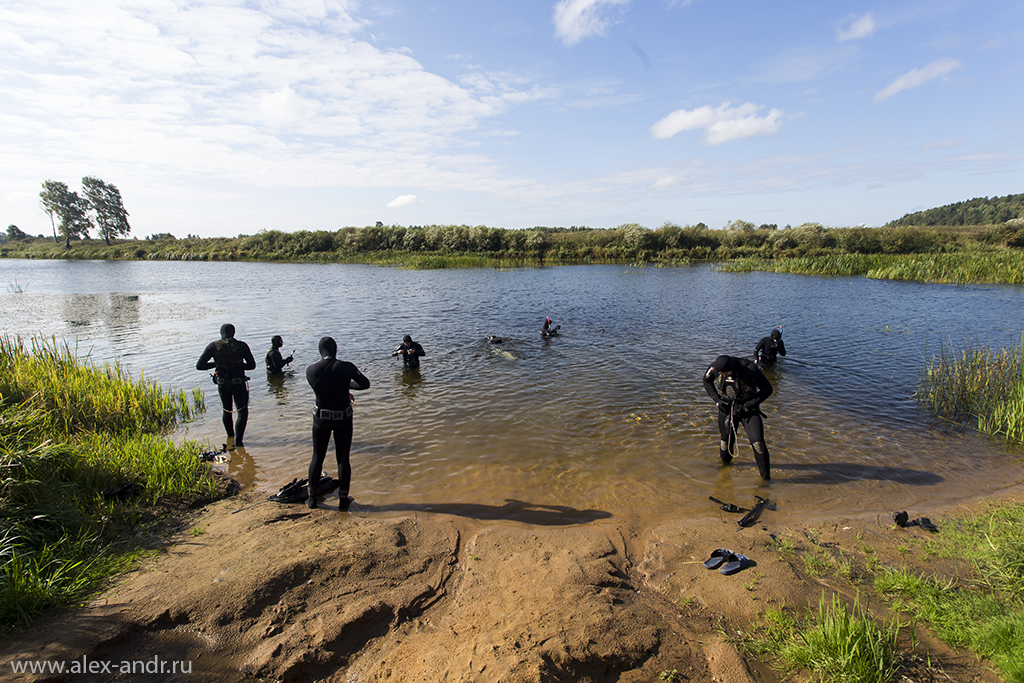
[741, 594, 902, 683]
[916, 335, 1024, 442]
[0, 335, 215, 634]
[874, 500, 1024, 682]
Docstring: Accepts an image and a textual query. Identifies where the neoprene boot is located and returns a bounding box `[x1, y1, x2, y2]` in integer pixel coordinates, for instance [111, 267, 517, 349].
[305, 483, 318, 509]
[338, 492, 351, 510]
[753, 441, 771, 480]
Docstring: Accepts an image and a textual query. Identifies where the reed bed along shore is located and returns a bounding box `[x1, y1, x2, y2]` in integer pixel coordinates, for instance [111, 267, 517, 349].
[0, 336, 214, 632]
[917, 336, 1024, 442]
[719, 251, 1024, 285]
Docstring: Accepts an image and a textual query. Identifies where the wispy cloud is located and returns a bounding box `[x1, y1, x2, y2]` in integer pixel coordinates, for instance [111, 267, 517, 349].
[922, 139, 963, 151]
[836, 14, 876, 41]
[650, 103, 783, 144]
[387, 194, 424, 208]
[553, 0, 630, 47]
[873, 58, 963, 102]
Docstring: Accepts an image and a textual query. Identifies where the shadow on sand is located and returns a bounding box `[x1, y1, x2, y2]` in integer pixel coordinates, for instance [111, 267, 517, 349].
[319, 498, 612, 526]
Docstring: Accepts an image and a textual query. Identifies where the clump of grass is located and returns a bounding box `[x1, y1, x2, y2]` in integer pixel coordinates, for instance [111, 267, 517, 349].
[740, 594, 901, 683]
[784, 593, 902, 683]
[916, 336, 1024, 441]
[0, 335, 214, 633]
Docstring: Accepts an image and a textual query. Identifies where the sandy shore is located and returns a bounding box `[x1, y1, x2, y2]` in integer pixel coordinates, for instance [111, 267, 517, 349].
[2, 480, 1017, 683]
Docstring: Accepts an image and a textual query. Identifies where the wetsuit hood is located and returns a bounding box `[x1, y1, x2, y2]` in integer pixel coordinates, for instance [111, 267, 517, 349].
[271, 335, 283, 348]
[220, 323, 235, 340]
[403, 335, 412, 343]
[710, 355, 737, 374]
[318, 336, 337, 359]
[770, 329, 782, 340]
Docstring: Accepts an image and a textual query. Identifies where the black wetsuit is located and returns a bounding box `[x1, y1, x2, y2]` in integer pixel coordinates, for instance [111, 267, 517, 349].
[393, 341, 425, 369]
[196, 335, 257, 446]
[703, 356, 774, 480]
[306, 350, 370, 501]
[755, 335, 786, 364]
[265, 347, 292, 375]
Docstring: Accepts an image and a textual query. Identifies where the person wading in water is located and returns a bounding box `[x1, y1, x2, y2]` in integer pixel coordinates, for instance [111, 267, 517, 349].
[196, 323, 257, 449]
[702, 354, 774, 481]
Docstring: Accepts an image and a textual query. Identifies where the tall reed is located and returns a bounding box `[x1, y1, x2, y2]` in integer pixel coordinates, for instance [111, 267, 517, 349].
[1, 335, 214, 632]
[916, 336, 1024, 441]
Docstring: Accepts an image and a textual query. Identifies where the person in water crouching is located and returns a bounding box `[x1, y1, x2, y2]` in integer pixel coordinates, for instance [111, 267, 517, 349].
[265, 335, 294, 375]
[755, 328, 786, 366]
[306, 336, 371, 509]
[196, 324, 257, 450]
[702, 355, 774, 481]
[392, 334, 426, 370]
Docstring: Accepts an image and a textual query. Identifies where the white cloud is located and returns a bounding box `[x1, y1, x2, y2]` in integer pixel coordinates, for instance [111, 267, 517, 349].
[260, 87, 313, 128]
[873, 58, 963, 102]
[387, 194, 424, 208]
[651, 176, 677, 190]
[0, 0, 530, 195]
[650, 103, 783, 144]
[553, 0, 629, 47]
[836, 14, 875, 42]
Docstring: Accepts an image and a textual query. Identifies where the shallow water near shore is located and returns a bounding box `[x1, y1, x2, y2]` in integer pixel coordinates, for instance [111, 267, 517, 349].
[3, 259, 1023, 530]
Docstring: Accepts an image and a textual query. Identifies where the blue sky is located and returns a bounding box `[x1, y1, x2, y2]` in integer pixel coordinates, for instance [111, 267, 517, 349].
[2, 0, 1022, 238]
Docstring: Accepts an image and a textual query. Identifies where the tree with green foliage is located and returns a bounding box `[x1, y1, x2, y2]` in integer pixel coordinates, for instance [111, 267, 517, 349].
[39, 180, 90, 248]
[6, 225, 28, 241]
[82, 176, 131, 245]
[889, 193, 1024, 227]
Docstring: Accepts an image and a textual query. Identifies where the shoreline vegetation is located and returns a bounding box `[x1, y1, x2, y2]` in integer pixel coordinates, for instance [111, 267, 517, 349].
[0, 336, 213, 635]
[3, 220, 1024, 284]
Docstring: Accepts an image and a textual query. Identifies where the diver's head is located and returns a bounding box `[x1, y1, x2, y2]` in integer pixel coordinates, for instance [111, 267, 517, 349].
[220, 323, 235, 340]
[403, 335, 412, 344]
[771, 329, 782, 340]
[271, 335, 283, 348]
[710, 355, 736, 376]
[318, 336, 337, 360]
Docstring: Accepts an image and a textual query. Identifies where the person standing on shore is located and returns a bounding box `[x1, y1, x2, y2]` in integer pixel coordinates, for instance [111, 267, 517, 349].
[306, 336, 371, 509]
[196, 323, 257, 450]
[702, 355, 774, 481]
[392, 334, 425, 370]
[265, 335, 294, 375]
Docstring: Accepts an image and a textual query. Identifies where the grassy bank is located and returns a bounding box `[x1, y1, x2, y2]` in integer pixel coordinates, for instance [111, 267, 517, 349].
[0, 336, 213, 633]
[742, 498, 1024, 682]
[916, 336, 1024, 441]
[875, 500, 1024, 682]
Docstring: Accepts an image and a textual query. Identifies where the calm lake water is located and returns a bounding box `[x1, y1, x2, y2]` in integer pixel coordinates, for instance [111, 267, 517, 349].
[3, 258, 1023, 529]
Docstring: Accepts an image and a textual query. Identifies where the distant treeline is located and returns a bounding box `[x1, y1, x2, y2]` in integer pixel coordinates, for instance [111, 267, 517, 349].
[4, 221, 1024, 269]
[888, 193, 1024, 227]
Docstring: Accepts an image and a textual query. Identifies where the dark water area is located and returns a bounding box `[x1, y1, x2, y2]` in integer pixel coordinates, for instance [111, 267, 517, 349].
[2, 259, 1023, 530]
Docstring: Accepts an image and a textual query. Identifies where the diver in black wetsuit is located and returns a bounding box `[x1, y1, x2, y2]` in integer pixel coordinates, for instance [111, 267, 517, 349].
[755, 329, 786, 366]
[392, 335, 425, 370]
[541, 317, 560, 338]
[265, 335, 293, 375]
[196, 323, 257, 449]
[702, 355, 774, 480]
[305, 336, 370, 509]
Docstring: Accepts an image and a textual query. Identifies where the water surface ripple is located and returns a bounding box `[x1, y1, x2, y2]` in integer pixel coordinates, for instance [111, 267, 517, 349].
[3, 259, 1023, 528]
